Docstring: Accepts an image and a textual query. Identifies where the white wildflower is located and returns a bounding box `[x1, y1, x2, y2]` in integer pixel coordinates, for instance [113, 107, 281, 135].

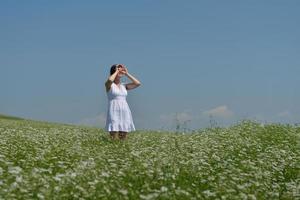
[37, 193, 45, 200]
[8, 166, 22, 174]
[202, 190, 216, 197]
[118, 189, 128, 195]
[160, 186, 168, 192]
[248, 194, 257, 200]
[16, 176, 23, 183]
[10, 182, 18, 189]
[101, 172, 110, 178]
[140, 193, 159, 200]
[53, 174, 65, 182]
[175, 189, 190, 196]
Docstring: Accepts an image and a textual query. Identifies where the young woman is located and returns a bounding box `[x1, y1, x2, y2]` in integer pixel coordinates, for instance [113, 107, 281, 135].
[105, 64, 141, 140]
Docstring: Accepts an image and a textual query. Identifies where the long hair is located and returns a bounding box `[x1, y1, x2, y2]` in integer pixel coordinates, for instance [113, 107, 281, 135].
[110, 64, 119, 75]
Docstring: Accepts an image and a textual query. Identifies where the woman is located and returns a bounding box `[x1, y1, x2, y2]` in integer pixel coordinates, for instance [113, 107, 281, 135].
[105, 64, 141, 140]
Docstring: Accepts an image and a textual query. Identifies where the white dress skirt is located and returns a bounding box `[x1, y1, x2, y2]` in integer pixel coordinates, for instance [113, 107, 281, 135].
[105, 82, 135, 132]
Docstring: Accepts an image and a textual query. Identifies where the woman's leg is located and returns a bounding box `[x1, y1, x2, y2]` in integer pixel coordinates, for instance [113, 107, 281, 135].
[110, 131, 119, 140]
[118, 131, 128, 140]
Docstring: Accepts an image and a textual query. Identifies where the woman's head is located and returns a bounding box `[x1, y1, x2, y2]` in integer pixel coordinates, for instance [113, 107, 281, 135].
[110, 64, 125, 77]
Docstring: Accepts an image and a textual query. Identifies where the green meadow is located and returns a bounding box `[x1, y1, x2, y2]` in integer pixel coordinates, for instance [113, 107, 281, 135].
[0, 115, 299, 199]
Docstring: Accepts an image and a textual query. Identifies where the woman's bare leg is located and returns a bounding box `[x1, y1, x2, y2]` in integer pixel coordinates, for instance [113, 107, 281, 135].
[110, 131, 119, 140]
[119, 132, 128, 140]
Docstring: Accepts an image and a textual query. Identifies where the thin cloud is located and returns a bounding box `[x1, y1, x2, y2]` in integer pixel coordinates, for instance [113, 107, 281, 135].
[202, 105, 234, 119]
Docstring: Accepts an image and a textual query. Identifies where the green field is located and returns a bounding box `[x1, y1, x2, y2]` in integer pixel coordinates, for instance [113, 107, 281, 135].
[0, 115, 299, 199]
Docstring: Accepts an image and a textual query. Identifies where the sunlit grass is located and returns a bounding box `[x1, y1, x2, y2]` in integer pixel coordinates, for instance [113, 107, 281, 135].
[0, 117, 299, 199]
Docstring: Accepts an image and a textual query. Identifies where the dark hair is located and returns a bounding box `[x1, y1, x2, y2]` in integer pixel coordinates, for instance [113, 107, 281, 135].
[110, 64, 118, 75]
[110, 64, 122, 75]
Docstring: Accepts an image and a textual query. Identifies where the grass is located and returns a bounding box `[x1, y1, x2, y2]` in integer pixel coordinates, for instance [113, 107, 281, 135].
[0, 114, 24, 121]
[0, 117, 299, 199]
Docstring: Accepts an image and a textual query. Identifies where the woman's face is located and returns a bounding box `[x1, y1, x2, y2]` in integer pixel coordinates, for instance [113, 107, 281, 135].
[117, 65, 125, 77]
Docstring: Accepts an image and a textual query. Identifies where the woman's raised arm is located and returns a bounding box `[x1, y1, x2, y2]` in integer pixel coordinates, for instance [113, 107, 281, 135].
[123, 67, 141, 90]
[105, 67, 120, 92]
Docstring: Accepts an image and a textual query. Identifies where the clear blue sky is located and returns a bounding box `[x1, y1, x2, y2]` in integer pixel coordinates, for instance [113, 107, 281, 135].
[1, 0, 299, 130]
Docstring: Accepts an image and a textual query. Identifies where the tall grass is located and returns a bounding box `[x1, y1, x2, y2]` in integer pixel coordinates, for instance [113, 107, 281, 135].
[0, 118, 299, 199]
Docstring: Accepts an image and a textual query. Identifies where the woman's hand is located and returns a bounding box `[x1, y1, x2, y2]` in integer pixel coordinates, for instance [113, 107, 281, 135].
[118, 64, 128, 75]
[117, 66, 123, 74]
[122, 66, 128, 75]
[113, 65, 123, 75]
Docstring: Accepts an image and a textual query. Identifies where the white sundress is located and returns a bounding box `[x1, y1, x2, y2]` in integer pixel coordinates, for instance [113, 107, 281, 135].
[105, 82, 135, 132]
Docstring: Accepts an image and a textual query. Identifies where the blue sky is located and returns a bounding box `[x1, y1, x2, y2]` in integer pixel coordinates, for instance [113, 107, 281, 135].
[1, 0, 299, 130]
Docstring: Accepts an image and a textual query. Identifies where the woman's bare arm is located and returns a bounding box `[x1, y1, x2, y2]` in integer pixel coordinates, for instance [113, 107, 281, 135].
[105, 69, 120, 92]
[123, 67, 141, 90]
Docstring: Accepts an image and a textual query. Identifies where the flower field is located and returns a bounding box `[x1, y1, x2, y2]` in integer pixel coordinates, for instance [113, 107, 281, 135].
[0, 116, 299, 199]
